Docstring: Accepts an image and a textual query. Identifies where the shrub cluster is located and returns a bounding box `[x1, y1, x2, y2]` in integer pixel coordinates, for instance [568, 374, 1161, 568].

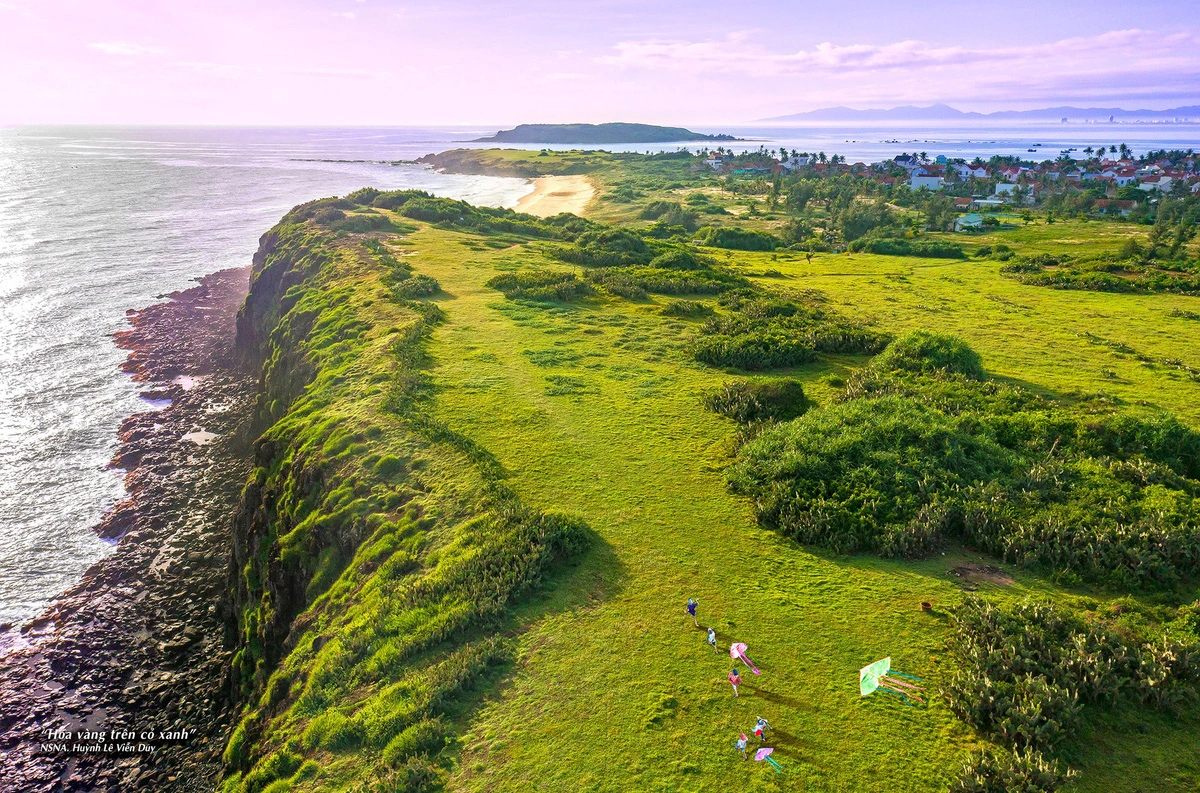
[638, 200, 698, 231]
[848, 237, 965, 259]
[659, 299, 714, 318]
[586, 265, 748, 299]
[705, 379, 808, 424]
[728, 332, 1200, 584]
[1001, 253, 1200, 296]
[691, 291, 889, 370]
[486, 270, 595, 302]
[695, 225, 781, 251]
[944, 596, 1200, 791]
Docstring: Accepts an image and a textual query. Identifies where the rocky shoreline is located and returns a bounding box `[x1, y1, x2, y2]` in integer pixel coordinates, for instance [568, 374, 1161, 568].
[0, 268, 254, 792]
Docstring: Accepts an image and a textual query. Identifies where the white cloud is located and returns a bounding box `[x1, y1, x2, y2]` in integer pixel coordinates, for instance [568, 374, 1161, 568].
[88, 42, 164, 56]
[600, 29, 1200, 79]
[597, 29, 1200, 109]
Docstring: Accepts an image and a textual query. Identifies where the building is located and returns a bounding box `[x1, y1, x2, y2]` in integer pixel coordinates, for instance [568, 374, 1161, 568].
[703, 151, 731, 170]
[955, 213, 984, 231]
[955, 163, 989, 179]
[1093, 199, 1137, 217]
[1138, 175, 1173, 192]
[779, 154, 813, 172]
[910, 175, 945, 191]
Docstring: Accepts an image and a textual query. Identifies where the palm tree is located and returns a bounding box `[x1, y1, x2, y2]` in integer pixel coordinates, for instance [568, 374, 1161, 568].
[1096, 146, 1107, 158]
[818, 152, 827, 164]
[1084, 146, 1094, 158]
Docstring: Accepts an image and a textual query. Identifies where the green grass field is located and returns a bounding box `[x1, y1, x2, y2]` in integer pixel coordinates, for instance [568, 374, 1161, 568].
[220, 174, 1199, 793]
[387, 219, 1200, 792]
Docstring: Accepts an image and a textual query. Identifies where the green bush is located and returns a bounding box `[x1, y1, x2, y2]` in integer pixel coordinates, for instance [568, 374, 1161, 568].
[849, 237, 965, 258]
[649, 249, 703, 270]
[729, 333, 1200, 578]
[659, 300, 714, 318]
[951, 748, 1075, 793]
[588, 266, 747, 297]
[382, 718, 449, 767]
[486, 270, 595, 302]
[692, 292, 888, 370]
[639, 201, 698, 231]
[554, 227, 653, 267]
[705, 380, 808, 424]
[873, 331, 984, 378]
[302, 711, 363, 751]
[392, 274, 440, 299]
[695, 226, 781, 251]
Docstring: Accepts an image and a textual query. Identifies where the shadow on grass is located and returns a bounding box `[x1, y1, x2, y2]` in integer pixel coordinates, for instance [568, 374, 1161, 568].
[740, 683, 807, 710]
[442, 530, 628, 762]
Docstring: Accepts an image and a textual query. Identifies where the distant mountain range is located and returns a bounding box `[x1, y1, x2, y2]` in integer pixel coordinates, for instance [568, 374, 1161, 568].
[762, 103, 1200, 123]
[473, 123, 740, 144]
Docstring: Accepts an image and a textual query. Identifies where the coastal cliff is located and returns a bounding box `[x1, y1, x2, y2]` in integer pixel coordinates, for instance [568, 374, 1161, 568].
[218, 194, 590, 792]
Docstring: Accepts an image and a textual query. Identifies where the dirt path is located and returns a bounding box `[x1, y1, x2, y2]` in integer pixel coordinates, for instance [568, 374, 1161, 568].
[515, 175, 595, 217]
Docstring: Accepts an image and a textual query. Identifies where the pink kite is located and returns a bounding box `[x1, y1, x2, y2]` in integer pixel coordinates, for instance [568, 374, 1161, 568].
[754, 747, 783, 772]
[730, 642, 761, 675]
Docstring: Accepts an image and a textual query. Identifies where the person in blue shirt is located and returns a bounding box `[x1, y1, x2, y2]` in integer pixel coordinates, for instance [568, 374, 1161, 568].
[685, 598, 698, 626]
[734, 733, 748, 760]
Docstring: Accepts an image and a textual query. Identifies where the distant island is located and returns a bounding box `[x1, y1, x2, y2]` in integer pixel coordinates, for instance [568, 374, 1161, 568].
[473, 122, 740, 144]
[763, 103, 1200, 123]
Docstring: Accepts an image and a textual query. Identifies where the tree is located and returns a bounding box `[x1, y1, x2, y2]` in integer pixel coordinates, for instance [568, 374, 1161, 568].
[1096, 146, 1107, 158]
[924, 194, 957, 231]
[1084, 146, 1094, 158]
[1120, 143, 1131, 159]
[818, 151, 828, 164]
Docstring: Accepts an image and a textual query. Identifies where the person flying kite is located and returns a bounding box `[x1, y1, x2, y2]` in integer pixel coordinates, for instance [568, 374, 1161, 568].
[730, 642, 760, 674]
[728, 668, 742, 697]
[753, 716, 771, 742]
[706, 627, 718, 653]
[859, 657, 926, 705]
[754, 747, 783, 773]
[734, 733, 748, 760]
[686, 598, 698, 626]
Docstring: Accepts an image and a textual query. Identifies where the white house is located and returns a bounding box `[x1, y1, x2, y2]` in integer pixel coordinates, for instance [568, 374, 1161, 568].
[1138, 175, 1173, 192]
[956, 163, 989, 179]
[779, 154, 813, 172]
[910, 175, 945, 191]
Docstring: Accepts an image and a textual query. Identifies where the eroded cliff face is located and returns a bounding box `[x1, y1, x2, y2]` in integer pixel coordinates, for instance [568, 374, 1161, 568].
[219, 198, 589, 792]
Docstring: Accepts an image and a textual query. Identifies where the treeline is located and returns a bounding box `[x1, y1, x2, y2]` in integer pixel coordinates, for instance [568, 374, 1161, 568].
[728, 331, 1200, 588]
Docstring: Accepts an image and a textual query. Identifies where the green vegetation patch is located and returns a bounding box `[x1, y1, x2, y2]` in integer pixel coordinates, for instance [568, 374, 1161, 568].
[729, 331, 1200, 587]
[945, 596, 1200, 791]
[692, 289, 889, 370]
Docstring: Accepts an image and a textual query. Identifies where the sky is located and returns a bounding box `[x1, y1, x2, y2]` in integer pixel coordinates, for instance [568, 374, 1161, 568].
[2, 0, 1199, 125]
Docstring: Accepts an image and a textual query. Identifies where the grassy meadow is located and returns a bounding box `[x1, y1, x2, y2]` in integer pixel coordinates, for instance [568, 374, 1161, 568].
[220, 161, 1200, 793]
[413, 224, 1199, 791]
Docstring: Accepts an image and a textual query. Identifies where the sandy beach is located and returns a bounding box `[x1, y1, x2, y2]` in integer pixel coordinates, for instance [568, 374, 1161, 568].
[515, 174, 594, 217]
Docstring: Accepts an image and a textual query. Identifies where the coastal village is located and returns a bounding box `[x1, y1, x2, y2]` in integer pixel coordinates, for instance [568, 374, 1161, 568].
[700, 145, 1200, 227]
